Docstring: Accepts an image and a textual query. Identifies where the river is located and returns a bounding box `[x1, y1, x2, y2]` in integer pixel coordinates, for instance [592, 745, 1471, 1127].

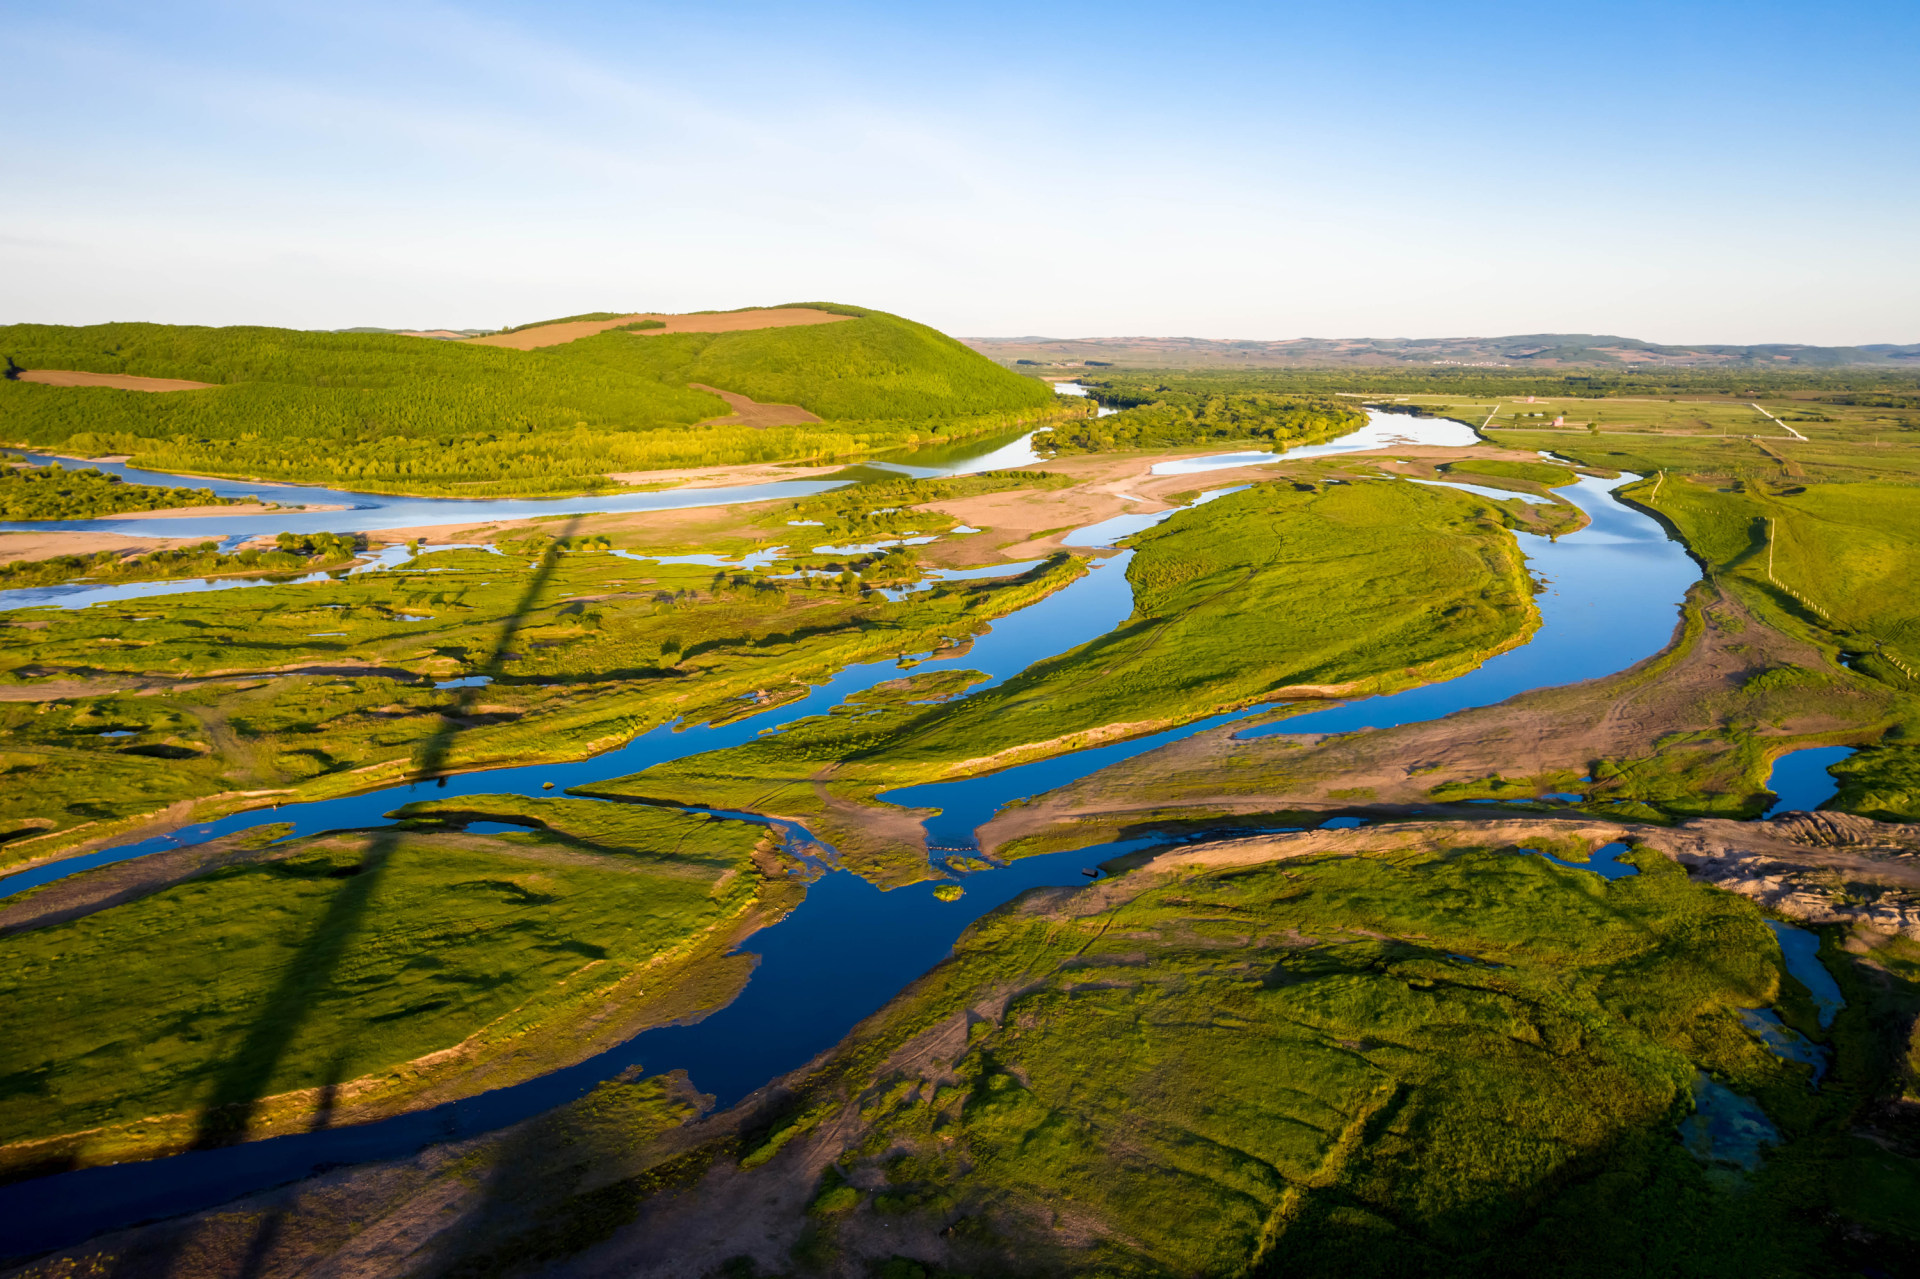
[0, 409, 1743, 1254]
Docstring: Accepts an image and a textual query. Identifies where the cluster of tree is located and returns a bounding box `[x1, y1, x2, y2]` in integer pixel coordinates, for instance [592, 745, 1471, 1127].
[0, 460, 242, 520]
[1032, 386, 1362, 456]
[0, 532, 364, 590]
[782, 468, 1074, 539]
[0, 309, 1059, 496]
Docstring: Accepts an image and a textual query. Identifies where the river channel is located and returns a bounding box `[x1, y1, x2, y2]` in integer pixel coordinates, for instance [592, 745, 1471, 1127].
[0, 409, 1728, 1253]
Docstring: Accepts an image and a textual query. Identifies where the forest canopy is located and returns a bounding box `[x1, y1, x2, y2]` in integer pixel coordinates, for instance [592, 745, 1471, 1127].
[0, 307, 1062, 496]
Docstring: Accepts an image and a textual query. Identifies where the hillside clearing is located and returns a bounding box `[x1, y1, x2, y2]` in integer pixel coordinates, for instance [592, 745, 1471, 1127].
[465, 308, 854, 350]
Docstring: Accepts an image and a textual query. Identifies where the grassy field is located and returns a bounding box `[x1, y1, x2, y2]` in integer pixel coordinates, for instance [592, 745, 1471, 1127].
[585, 477, 1540, 871]
[0, 796, 785, 1174]
[0, 518, 1088, 865]
[544, 836, 1918, 1277]
[0, 461, 245, 519]
[0, 307, 1063, 496]
[1440, 457, 1577, 487]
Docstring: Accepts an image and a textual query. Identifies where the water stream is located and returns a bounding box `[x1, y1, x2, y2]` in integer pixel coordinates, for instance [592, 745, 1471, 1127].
[0, 425, 1047, 545]
[0, 409, 1721, 1253]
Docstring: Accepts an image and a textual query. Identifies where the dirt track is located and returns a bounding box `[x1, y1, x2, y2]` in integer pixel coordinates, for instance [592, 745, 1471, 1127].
[15, 370, 216, 392]
[686, 382, 822, 429]
[464, 308, 853, 351]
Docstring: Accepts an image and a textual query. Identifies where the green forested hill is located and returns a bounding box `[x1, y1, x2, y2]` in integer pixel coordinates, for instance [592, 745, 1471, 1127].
[0, 306, 1059, 495]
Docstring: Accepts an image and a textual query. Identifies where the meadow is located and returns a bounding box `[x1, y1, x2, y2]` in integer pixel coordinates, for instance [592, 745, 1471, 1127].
[586, 476, 1540, 870]
[553, 836, 1912, 1277]
[0, 510, 1086, 864]
[0, 796, 783, 1174]
[0, 307, 1063, 496]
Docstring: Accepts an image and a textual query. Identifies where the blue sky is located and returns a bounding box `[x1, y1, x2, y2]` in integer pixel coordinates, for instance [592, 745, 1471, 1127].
[2, 0, 1914, 342]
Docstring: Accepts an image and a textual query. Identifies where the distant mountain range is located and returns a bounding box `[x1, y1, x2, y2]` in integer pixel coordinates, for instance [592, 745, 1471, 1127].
[962, 333, 1920, 369]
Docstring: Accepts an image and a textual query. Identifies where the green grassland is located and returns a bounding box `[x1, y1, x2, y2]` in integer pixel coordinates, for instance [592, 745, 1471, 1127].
[1439, 458, 1577, 487]
[0, 529, 1088, 866]
[583, 478, 1539, 873]
[1032, 383, 1362, 455]
[1615, 474, 1920, 819]
[0, 796, 786, 1175]
[1, 461, 244, 519]
[0, 307, 1063, 496]
[550, 839, 1918, 1277]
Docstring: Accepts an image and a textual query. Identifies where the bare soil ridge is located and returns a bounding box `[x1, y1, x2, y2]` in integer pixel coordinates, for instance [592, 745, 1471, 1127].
[464, 308, 853, 351]
[13, 370, 216, 393]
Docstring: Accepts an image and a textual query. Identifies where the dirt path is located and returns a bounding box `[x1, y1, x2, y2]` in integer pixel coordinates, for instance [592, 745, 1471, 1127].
[464, 308, 853, 351]
[14, 370, 216, 392]
[686, 383, 822, 429]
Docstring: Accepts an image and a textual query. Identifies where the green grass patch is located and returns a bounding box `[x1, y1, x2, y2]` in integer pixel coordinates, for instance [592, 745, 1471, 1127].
[0, 797, 773, 1173]
[594, 479, 1537, 833]
[0, 460, 244, 519]
[747, 839, 1888, 1275]
[1439, 458, 1576, 487]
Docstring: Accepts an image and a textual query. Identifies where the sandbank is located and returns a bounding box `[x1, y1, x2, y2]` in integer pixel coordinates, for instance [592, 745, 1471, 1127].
[0, 530, 209, 566]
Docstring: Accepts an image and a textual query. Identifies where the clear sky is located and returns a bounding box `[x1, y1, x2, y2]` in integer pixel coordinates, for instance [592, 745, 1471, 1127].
[3, 0, 1914, 343]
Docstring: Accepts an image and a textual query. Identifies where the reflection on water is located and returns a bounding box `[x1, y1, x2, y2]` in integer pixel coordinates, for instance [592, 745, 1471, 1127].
[1149, 408, 1480, 476]
[1761, 745, 1855, 817]
[0, 542, 498, 613]
[1528, 841, 1639, 879]
[1767, 921, 1845, 1028]
[1679, 1072, 1778, 1172]
[2, 425, 1055, 545]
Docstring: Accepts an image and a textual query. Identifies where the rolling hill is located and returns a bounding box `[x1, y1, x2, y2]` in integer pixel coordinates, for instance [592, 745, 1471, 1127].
[0, 306, 1059, 496]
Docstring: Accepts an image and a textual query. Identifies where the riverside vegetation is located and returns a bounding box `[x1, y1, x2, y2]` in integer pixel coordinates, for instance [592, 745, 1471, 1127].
[0, 532, 363, 590]
[4, 348, 1920, 1276]
[585, 477, 1541, 884]
[1, 459, 245, 520]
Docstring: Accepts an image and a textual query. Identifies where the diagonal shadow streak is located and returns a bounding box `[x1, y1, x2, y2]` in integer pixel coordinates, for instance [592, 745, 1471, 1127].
[108, 526, 581, 1279]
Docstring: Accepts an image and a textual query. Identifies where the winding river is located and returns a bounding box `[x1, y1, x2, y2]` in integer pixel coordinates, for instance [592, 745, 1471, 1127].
[0, 410, 1723, 1252]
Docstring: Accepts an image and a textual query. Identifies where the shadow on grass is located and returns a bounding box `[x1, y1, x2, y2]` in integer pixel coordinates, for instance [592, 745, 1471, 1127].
[108, 525, 580, 1279]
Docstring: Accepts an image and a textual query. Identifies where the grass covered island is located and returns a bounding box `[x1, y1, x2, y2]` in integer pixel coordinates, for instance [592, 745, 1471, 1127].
[0, 796, 797, 1175]
[1, 459, 246, 520]
[582, 474, 1543, 878]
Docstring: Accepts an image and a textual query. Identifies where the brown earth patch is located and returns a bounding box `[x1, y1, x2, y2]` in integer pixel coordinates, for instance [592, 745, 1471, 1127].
[687, 382, 822, 430]
[463, 308, 853, 351]
[14, 370, 217, 392]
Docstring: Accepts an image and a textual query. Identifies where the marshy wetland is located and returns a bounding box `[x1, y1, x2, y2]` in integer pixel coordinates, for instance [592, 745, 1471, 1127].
[3, 321, 1920, 1277]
